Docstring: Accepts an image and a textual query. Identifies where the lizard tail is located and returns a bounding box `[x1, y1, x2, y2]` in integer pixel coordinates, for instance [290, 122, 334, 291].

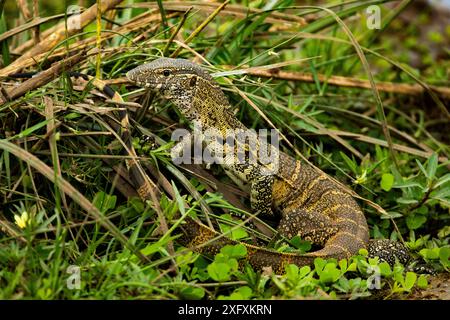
[178, 217, 318, 274]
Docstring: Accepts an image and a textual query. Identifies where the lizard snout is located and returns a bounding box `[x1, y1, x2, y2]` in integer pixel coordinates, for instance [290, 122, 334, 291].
[126, 69, 139, 84]
[126, 66, 160, 90]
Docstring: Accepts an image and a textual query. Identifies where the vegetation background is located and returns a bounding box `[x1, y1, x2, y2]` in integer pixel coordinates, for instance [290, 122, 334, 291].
[0, 0, 449, 299]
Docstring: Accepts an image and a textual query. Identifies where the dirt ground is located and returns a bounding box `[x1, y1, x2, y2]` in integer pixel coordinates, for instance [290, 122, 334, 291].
[409, 273, 450, 300]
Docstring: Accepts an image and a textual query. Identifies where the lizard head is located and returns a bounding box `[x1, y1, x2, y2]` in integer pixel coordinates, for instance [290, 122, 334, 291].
[126, 57, 214, 99]
[127, 57, 230, 119]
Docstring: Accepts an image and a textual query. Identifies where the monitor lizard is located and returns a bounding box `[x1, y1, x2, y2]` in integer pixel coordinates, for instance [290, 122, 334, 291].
[66, 59, 409, 274]
[124, 57, 410, 273]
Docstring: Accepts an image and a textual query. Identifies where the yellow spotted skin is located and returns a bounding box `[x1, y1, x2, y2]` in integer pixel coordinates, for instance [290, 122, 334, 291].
[76, 60, 410, 275]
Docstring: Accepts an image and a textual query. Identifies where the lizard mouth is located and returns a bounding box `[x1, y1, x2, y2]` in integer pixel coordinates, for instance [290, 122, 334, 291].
[126, 70, 144, 86]
[126, 70, 161, 90]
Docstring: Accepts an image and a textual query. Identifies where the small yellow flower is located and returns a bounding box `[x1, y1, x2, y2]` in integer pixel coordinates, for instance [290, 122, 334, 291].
[14, 211, 29, 229]
[354, 170, 368, 185]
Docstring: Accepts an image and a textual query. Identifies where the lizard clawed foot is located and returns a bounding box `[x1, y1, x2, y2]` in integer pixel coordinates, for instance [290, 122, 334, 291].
[407, 261, 437, 275]
[368, 239, 410, 266]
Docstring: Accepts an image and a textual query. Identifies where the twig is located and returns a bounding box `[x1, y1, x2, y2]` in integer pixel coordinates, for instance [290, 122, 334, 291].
[243, 68, 450, 99]
[32, 0, 40, 44]
[17, 0, 32, 21]
[2, 51, 86, 102]
[109, 68, 450, 99]
[95, 0, 102, 79]
[120, 1, 306, 26]
[1, 13, 174, 78]
[0, 0, 122, 77]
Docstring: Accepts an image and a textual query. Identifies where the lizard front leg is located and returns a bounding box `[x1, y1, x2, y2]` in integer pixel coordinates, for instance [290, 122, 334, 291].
[231, 163, 276, 217]
[250, 173, 276, 217]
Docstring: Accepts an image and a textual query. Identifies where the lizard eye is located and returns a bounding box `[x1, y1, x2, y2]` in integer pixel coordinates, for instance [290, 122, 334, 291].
[163, 70, 170, 77]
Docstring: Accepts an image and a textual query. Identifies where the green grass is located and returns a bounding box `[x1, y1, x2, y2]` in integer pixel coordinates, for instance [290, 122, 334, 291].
[0, 0, 449, 299]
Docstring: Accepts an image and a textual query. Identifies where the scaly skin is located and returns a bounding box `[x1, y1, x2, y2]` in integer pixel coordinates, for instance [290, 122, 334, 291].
[75, 60, 409, 274]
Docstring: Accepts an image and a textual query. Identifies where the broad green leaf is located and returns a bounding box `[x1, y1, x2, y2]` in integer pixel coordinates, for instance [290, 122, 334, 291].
[224, 286, 253, 300]
[314, 258, 327, 272]
[290, 236, 312, 253]
[419, 248, 440, 260]
[379, 262, 392, 276]
[213, 254, 238, 271]
[380, 211, 403, 219]
[221, 244, 247, 259]
[299, 265, 311, 278]
[414, 206, 428, 215]
[338, 259, 347, 273]
[439, 247, 450, 268]
[430, 187, 450, 200]
[358, 248, 368, 257]
[438, 226, 450, 238]
[128, 197, 145, 213]
[319, 263, 341, 284]
[179, 286, 205, 300]
[393, 271, 404, 285]
[380, 173, 394, 191]
[337, 278, 350, 292]
[92, 191, 117, 212]
[285, 264, 299, 281]
[347, 262, 357, 272]
[348, 278, 362, 290]
[207, 262, 231, 282]
[417, 275, 428, 289]
[219, 214, 249, 240]
[406, 214, 427, 230]
[404, 272, 417, 290]
[392, 180, 422, 188]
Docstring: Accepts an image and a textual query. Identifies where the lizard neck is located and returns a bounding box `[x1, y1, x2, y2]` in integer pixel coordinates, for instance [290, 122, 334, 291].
[173, 78, 238, 131]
